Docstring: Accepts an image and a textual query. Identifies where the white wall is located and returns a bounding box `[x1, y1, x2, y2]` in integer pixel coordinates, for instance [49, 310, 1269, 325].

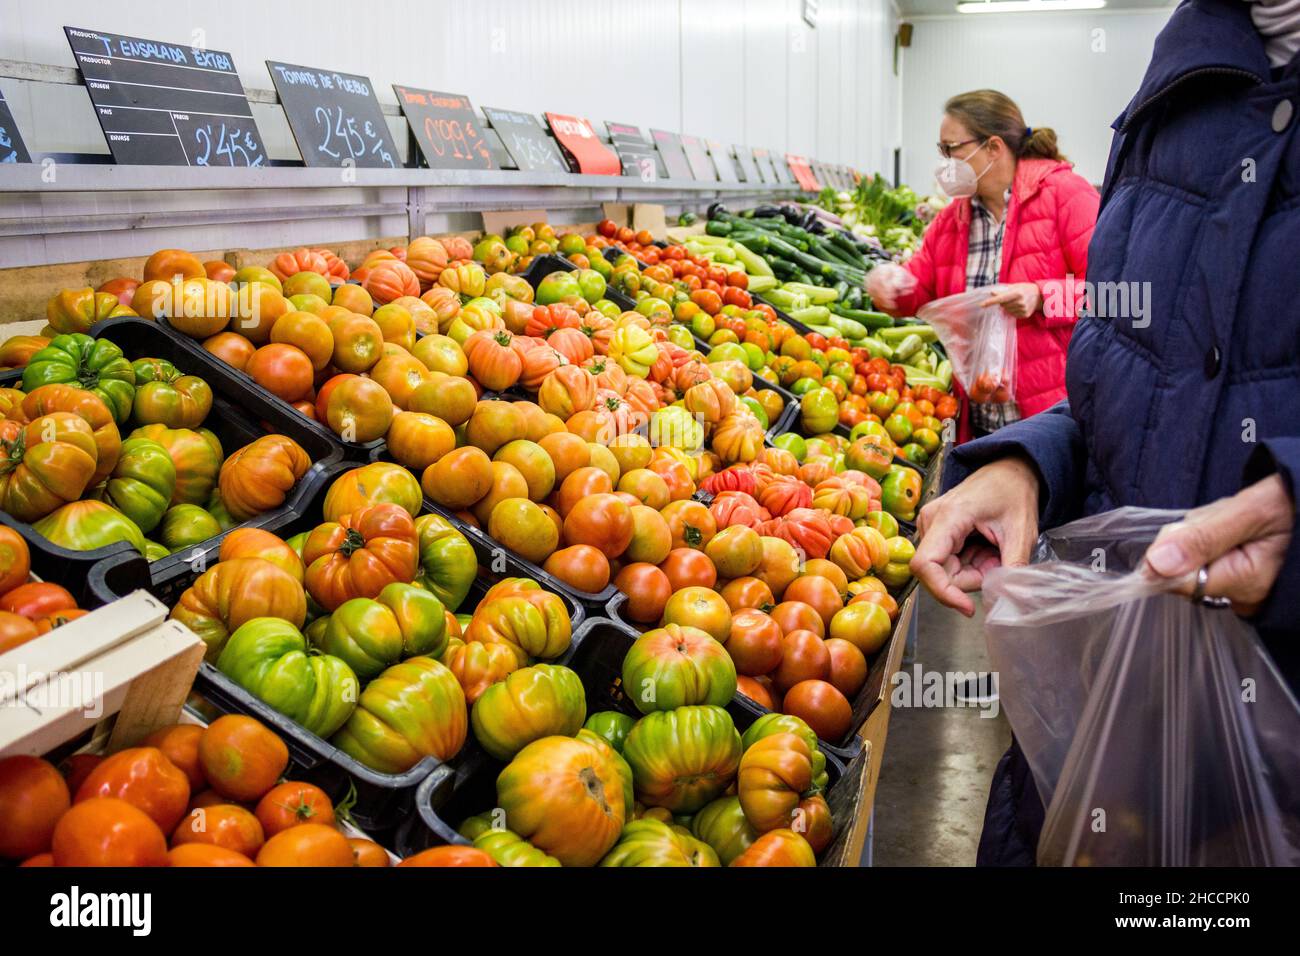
[899, 8, 1174, 191]
[0, 0, 901, 174]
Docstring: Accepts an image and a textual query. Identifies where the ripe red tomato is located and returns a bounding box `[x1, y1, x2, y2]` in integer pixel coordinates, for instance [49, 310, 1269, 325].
[614, 563, 672, 623]
[726, 271, 749, 290]
[772, 630, 831, 694]
[198, 715, 289, 803]
[75, 747, 191, 833]
[398, 846, 497, 867]
[0, 582, 75, 620]
[0, 756, 70, 859]
[736, 675, 776, 710]
[51, 798, 169, 867]
[255, 781, 336, 836]
[598, 219, 618, 239]
[783, 576, 844, 629]
[725, 609, 784, 676]
[783, 679, 853, 741]
[825, 638, 869, 697]
[770, 600, 825, 639]
[246, 343, 314, 403]
[0, 610, 38, 654]
[143, 724, 206, 791]
[659, 548, 718, 591]
[171, 804, 265, 858]
[255, 823, 354, 867]
[544, 544, 612, 594]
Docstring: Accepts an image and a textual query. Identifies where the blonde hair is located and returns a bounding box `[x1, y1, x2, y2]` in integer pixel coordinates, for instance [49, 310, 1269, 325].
[944, 90, 1065, 161]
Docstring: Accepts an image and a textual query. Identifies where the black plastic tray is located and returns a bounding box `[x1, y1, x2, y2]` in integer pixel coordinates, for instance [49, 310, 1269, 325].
[154, 314, 381, 462]
[88, 458, 586, 833]
[5, 318, 343, 594]
[393, 615, 849, 860]
[366, 444, 619, 613]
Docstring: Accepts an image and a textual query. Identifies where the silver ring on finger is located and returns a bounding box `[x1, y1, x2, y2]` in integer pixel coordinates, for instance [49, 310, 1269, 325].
[1192, 565, 1232, 609]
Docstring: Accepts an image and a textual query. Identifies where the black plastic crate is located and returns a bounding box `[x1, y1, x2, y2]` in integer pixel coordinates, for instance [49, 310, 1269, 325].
[87, 458, 587, 833]
[605, 574, 915, 759]
[152, 314, 381, 462]
[394, 616, 849, 861]
[5, 318, 343, 591]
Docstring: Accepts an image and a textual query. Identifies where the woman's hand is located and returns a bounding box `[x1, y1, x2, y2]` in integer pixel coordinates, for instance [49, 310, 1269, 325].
[864, 263, 917, 311]
[981, 282, 1042, 318]
[909, 455, 1041, 616]
[1142, 474, 1294, 615]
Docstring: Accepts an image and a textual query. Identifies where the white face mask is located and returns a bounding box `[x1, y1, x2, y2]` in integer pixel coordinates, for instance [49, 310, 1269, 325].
[934, 141, 992, 198]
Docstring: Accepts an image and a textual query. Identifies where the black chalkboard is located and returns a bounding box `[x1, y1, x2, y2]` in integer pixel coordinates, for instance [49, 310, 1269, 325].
[65, 27, 266, 167]
[733, 144, 760, 184]
[606, 121, 663, 181]
[482, 107, 566, 173]
[0, 89, 31, 164]
[680, 135, 716, 182]
[267, 61, 398, 169]
[706, 139, 738, 183]
[393, 85, 493, 170]
[650, 129, 692, 180]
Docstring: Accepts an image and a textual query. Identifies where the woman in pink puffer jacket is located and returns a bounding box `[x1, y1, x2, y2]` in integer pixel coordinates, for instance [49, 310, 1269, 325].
[868, 90, 1099, 442]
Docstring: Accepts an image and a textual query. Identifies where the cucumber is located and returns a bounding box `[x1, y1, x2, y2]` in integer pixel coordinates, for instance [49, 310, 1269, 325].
[891, 333, 925, 363]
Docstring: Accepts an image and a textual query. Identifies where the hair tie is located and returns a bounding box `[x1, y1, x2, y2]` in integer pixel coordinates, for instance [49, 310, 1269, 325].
[1024, 127, 1034, 138]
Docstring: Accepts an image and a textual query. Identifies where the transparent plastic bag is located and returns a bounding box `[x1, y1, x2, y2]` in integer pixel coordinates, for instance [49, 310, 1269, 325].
[983, 507, 1300, 866]
[916, 288, 1017, 404]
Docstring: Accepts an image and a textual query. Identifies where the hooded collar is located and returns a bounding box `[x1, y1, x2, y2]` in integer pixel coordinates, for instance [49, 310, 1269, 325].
[1120, 0, 1271, 132]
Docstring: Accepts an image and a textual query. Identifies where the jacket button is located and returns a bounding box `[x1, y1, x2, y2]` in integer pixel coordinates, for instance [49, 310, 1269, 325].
[1205, 345, 1221, 378]
[1272, 99, 1293, 133]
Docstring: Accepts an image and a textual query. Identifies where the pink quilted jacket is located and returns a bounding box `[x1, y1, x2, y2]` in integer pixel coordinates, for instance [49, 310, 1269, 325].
[887, 158, 1099, 437]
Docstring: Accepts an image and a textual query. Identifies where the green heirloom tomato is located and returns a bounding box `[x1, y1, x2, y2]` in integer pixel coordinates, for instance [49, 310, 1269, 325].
[621, 624, 737, 714]
[591, 298, 622, 319]
[130, 357, 213, 429]
[470, 664, 585, 761]
[880, 465, 922, 523]
[23, 333, 137, 424]
[128, 424, 223, 506]
[96, 436, 176, 534]
[706, 342, 748, 366]
[741, 712, 828, 793]
[331, 656, 467, 774]
[535, 271, 581, 306]
[33, 499, 146, 553]
[771, 431, 808, 462]
[576, 728, 635, 814]
[599, 818, 720, 867]
[216, 617, 359, 738]
[458, 812, 495, 841]
[862, 510, 900, 539]
[666, 325, 695, 351]
[206, 490, 238, 532]
[316, 582, 446, 680]
[622, 705, 742, 813]
[142, 539, 170, 562]
[585, 249, 612, 280]
[575, 268, 606, 304]
[473, 829, 561, 867]
[583, 710, 637, 753]
[692, 795, 759, 865]
[157, 503, 221, 551]
[799, 387, 839, 435]
[412, 514, 476, 612]
[738, 397, 769, 430]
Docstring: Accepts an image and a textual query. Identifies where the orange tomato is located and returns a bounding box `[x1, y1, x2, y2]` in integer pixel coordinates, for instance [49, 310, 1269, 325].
[720, 576, 775, 613]
[254, 781, 336, 836]
[51, 798, 169, 867]
[167, 843, 255, 867]
[270, 310, 334, 371]
[325, 375, 395, 443]
[255, 823, 355, 867]
[825, 638, 869, 698]
[556, 466, 613, 518]
[782, 576, 844, 629]
[171, 804, 265, 858]
[247, 343, 314, 403]
[624, 505, 673, 565]
[397, 846, 497, 867]
[0, 526, 31, 598]
[661, 586, 732, 643]
[349, 838, 391, 867]
[772, 630, 831, 694]
[143, 724, 206, 791]
[614, 563, 672, 624]
[543, 544, 611, 594]
[0, 756, 70, 859]
[198, 715, 289, 803]
[658, 547, 717, 591]
[782, 679, 853, 741]
[661, 499, 717, 551]
[563, 493, 633, 559]
[736, 675, 777, 710]
[75, 747, 191, 832]
[423, 446, 494, 509]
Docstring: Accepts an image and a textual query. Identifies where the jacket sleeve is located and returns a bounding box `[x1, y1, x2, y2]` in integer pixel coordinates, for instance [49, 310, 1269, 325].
[942, 400, 1088, 529]
[1242, 438, 1300, 631]
[1034, 173, 1100, 329]
[885, 212, 946, 318]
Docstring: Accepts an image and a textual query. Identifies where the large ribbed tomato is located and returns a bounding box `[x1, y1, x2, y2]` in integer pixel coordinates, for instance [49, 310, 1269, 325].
[463, 584, 572, 667]
[599, 818, 719, 867]
[470, 664, 585, 761]
[622, 705, 742, 813]
[218, 434, 311, 521]
[303, 503, 419, 612]
[730, 828, 816, 866]
[691, 794, 759, 865]
[497, 735, 625, 867]
[323, 462, 422, 521]
[169, 556, 307, 659]
[736, 732, 813, 833]
[445, 639, 518, 704]
[622, 624, 737, 714]
[0, 415, 99, 522]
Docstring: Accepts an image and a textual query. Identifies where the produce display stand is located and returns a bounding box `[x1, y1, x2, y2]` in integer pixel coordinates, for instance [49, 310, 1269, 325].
[0, 590, 204, 758]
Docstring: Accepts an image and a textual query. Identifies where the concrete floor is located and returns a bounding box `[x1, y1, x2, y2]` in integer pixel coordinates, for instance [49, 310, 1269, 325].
[871, 591, 1012, 866]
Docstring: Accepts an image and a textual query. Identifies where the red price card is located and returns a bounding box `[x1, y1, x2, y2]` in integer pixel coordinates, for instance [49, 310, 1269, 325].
[546, 113, 619, 175]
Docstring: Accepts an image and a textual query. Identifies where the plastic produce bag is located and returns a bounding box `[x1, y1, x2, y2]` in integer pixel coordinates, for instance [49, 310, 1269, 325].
[983, 507, 1300, 866]
[916, 288, 1016, 403]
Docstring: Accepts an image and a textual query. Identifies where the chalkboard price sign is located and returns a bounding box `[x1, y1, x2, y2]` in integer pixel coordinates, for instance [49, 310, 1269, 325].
[65, 26, 266, 167]
[680, 135, 716, 182]
[650, 129, 693, 180]
[393, 85, 492, 170]
[606, 121, 662, 182]
[732, 145, 760, 184]
[752, 148, 774, 184]
[0, 89, 31, 164]
[483, 107, 567, 173]
[267, 61, 398, 169]
[706, 139, 738, 183]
